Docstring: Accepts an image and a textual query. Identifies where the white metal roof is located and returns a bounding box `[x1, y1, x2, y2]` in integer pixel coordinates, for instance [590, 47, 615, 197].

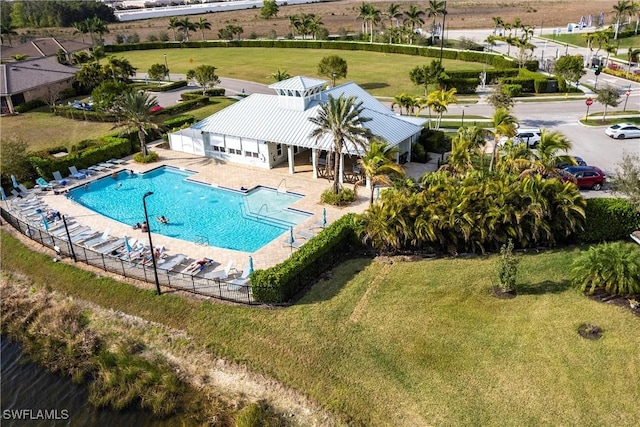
[268, 76, 326, 92]
[190, 81, 424, 155]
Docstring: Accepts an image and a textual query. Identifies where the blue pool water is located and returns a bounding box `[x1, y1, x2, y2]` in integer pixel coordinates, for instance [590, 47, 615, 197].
[68, 167, 310, 252]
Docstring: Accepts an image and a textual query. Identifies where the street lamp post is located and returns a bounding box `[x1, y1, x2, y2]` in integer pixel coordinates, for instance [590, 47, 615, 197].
[164, 54, 170, 81]
[142, 191, 161, 295]
[439, 1, 447, 63]
[331, 72, 336, 87]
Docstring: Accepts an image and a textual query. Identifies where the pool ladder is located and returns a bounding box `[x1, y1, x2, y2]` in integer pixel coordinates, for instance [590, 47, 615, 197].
[195, 235, 209, 246]
[276, 179, 287, 193]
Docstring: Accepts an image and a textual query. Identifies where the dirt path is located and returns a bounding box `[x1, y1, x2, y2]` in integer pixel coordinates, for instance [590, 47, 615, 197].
[100, 0, 620, 44]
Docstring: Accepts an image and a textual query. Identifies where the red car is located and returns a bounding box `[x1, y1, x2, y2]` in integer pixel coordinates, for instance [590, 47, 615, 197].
[150, 105, 164, 113]
[564, 166, 606, 190]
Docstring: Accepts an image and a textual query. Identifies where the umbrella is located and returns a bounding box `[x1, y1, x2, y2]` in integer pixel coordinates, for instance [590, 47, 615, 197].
[288, 227, 295, 245]
[0, 187, 6, 201]
[322, 208, 327, 228]
[40, 213, 49, 231]
[124, 235, 132, 256]
[11, 175, 18, 188]
[248, 256, 254, 274]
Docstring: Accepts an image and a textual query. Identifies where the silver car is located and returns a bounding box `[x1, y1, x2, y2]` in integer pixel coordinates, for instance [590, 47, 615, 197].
[605, 123, 640, 139]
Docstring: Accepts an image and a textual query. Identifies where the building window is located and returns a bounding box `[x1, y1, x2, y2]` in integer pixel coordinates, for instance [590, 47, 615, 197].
[276, 144, 282, 156]
[229, 148, 241, 155]
[212, 146, 226, 152]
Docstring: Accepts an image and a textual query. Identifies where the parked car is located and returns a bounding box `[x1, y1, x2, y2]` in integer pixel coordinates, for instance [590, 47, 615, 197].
[150, 105, 164, 113]
[497, 128, 542, 148]
[563, 166, 606, 190]
[70, 101, 93, 111]
[605, 123, 640, 139]
[556, 156, 587, 169]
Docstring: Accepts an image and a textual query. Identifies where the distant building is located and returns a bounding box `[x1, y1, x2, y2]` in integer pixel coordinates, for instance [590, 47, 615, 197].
[0, 58, 76, 114]
[169, 76, 426, 182]
[1, 37, 92, 63]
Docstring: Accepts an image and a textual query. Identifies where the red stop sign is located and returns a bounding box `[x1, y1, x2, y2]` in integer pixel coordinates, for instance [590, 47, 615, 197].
[586, 98, 593, 106]
[626, 89, 631, 97]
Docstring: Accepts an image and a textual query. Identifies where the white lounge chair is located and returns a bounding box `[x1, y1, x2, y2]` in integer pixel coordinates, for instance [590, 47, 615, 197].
[83, 228, 111, 248]
[157, 254, 187, 271]
[52, 171, 69, 185]
[108, 158, 126, 165]
[204, 259, 235, 280]
[88, 165, 107, 173]
[297, 229, 318, 240]
[227, 268, 251, 291]
[98, 162, 117, 169]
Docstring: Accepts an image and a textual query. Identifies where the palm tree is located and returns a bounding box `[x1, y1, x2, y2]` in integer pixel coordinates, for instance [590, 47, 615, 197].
[492, 16, 504, 34]
[117, 92, 160, 157]
[386, 3, 402, 27]
[426, 0, 447, 45]
[627, 47, 640, 71]
[177, 17, 196, 42]
[105, 56, 137, 81]
[404, 5, 425, 43]
[72, 21, 88, 44]
[168, 17, 180, 41]
[354, 140, 404, 205]
[288, 14, 300, 38]
[195, 17, 211, 41]
[571, 242, 640, 296]
[528, 130, 573, 177]
[426, 88, 457, 130]
[356, 2, 373, 35]
[308, 95, 374, 194]
[271, 69, 291, 81]
[488, 108, 518, 172]
[85, 17, 109, 46]
[448, 126, 491, 172]
[364, 5, 381, 43]
[613, 0, 634, 39]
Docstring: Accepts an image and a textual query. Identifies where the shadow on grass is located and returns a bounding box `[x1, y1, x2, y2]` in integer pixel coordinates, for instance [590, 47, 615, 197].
[359, 82, 389, 90]
[517, 279, 572, 295]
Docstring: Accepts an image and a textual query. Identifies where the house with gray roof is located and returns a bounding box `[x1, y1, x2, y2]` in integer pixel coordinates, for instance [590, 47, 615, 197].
[0, 57, 77, 114]
[1, 37, 92, 62]
[168, 76, 426, 182]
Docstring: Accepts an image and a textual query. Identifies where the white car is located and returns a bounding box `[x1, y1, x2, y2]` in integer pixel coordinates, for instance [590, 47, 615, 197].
[605, 123, 640, 139]
[497, 128, 542, 148]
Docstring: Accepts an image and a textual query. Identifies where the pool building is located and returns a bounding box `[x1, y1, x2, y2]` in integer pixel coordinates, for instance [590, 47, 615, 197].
[168, 76, 426, 183]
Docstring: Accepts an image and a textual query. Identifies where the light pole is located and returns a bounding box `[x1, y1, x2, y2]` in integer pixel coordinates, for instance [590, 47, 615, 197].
[164, 54, 170, 81]
[143, 191, 161, 295]
[331, 72, 336, 87]
[439, 0, 447, 63]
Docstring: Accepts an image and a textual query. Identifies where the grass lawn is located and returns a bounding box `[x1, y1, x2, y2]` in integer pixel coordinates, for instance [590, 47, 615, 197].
[542, 33, 640, 50]
[116, 47, 488, 98]
[0, 98, 236, 151]
[3, 231, 639, 426]
[0, 107, 118, 152]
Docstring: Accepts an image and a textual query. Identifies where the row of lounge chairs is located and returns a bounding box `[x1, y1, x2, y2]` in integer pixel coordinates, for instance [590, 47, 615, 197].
[34, 159, 127, 191]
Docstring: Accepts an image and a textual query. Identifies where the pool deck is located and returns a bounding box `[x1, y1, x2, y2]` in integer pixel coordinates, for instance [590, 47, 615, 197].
[14, 145, 436, 275]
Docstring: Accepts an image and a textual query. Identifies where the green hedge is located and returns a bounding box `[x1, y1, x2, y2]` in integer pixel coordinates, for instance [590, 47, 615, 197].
[137, 80, 188, 92]
[440, 77, 478, 94]
[251, 213, 361, 304]
[104, 40, 518, 69]
[160, 95, 210, 115]
[53, 106, 117, 122]
[29, 136, 133, 180]
[574, 198, 640, 243]
[15, 99, 47, 113]
[163, 115, 195, 128]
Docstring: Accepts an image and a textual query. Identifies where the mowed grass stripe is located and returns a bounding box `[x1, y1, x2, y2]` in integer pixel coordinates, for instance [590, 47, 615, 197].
[2, 231, 638, 426]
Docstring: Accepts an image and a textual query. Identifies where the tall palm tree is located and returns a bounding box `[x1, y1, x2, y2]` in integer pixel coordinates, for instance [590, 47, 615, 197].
[72, 21, 88, 44]
[105, 56, 137, 81]
[85, 17, 109, 46]
[355, 140, 404, 205]
[426, 88, 457, 130]
[613, 0, 634, 39]
[177, 17, 196, 42]
[527, 130, 573, 178]
[167, 17, 180, 41]
[308, 95, 374, 194]
[195, 17, 211, 41]
[288, 14, 300, 38]
[492, 16, 504, 34]
[627, 47, 640, 71]
[488, 108, 518, 172]
[386, 3, 402, 27]
[117, 92, 160, 157]
[426, 0, 447, 45]
[364, 5, 381, 43]
[356, 2, 373, 34]
[404, 4, 425, 43]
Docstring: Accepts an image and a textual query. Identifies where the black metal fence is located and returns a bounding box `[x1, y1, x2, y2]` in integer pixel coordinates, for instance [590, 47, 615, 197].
[1, 207, 257, 305]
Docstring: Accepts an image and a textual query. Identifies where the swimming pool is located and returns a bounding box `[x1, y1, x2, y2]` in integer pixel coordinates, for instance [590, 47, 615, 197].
[68, 167, 311, 252]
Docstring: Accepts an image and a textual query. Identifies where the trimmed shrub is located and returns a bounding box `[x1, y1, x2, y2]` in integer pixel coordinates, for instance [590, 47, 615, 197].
[160, 96, 210, 115]
[421, 129, 451, 154]
[133, 151, 159, 163]
[14, 99, 46, 113]
[163, 115, 195, 128]
[440, 77, 478, 94]
[574, 198, 640, 243]
[53, 106, 117, 122]
[138, 80, 188, 92]
[502, 84, 522, 97]
[251, 213, 361, 303]
[321, 187, 355, 206]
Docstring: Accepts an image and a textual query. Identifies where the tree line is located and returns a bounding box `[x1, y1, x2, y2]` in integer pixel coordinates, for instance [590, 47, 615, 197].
[1, 1, 115, 29]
